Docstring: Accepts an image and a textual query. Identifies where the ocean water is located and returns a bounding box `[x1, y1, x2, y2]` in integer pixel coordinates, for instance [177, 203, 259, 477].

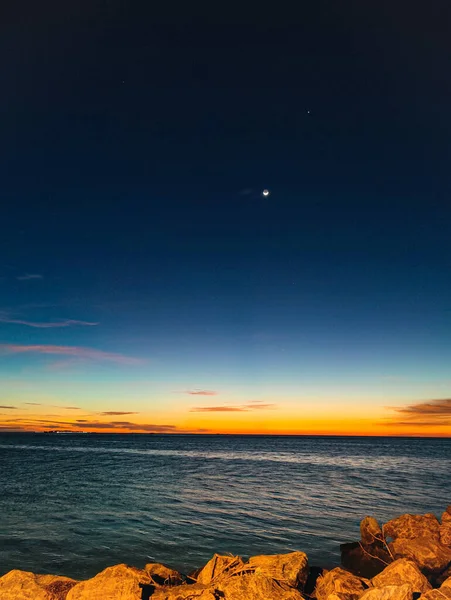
[0, 433, 450, 580]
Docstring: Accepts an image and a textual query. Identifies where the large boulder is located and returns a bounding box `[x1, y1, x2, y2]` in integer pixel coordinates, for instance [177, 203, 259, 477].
[195, 554, 244, 585]
[66, 564, 152, 600]
[341, 541, 391, 578]
[144, 563, 183, 586]
[315, 566, 368, 600]
[361, 518, 384, 545]
[0, 570, 77, 600]
[217, 572, 304, 599]
[371, 559, 431, 593]
[360, 584, 413, 600]
[246, 551, 309, 589]
[383, 515, 440, 542]
[390, 537, 451, 575]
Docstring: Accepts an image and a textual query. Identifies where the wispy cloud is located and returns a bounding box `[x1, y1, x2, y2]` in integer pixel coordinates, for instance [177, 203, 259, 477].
[23, 403, 81, 410]
[0, 405, 17, 409]
[0, 344, 143, 365]
[100, 411, 139, 415]
[387, 398, 451, 427]
[0, 417, 205, 433]
[16, 274, 43, 281]
[190, 402, 276, 412]
[0, 315, 98, 328]
[69, 420, 179, 432]
[186, 390, 218, 396]
[191, 406, 247, 412]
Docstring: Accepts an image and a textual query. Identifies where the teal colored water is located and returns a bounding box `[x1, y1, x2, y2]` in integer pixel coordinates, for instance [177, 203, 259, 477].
[0, 434, 450, 579]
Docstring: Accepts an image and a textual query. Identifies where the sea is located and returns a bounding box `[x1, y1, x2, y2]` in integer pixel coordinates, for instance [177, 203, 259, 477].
[0, 433, 450, 580]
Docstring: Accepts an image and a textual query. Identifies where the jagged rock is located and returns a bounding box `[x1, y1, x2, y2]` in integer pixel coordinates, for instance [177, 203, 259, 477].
[150, 582, 217, 599]
[152, 573, 304, 600]
[315, 566, 368, 600]
[66, 564, 152, 600]
[217, 572, 304, 599]
[246, 551, 309, 588]
[360, 584, 413, 600]
[371, 559, 431, 593]
[390, 537, 451, 575]
[305, 567, 328, 597]
[361, 518, 384, 546]
[440, 522, 451, 547]
[442, 510, 451, 525]
[37, 575, 78, 599]
[144, 563, 183, 586]
[341, 541, 391, 578]
[0, 570, 77, 600]
[383, 515, 440, 542]
[418, 577, 451, 600]
[436, 567, 451, 587]
[195, 554, 244, 584]
[417, 588, 451, 600]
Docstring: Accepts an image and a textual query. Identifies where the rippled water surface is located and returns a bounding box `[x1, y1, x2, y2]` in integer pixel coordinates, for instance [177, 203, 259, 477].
[0, 434, 450, 579]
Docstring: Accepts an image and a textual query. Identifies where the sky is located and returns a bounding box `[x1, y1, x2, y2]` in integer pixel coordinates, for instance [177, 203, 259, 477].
[1, 2, 450, 435]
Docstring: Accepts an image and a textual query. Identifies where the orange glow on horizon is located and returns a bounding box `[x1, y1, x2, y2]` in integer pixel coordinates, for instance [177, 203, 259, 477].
[1, 412, 450, 437]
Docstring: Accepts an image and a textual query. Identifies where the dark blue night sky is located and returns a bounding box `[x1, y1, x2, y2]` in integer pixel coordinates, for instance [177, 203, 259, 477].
[1, 2, 450, 434]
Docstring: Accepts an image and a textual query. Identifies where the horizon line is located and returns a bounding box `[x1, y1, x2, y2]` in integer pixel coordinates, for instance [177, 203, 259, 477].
[1, 431, 450, 438]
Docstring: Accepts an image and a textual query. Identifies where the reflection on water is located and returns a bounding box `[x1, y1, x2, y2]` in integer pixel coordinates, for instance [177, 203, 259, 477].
[1, 434, 450, 579]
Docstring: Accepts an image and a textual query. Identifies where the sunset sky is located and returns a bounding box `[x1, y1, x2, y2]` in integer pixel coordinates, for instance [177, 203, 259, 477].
[1, 3, 450, 436]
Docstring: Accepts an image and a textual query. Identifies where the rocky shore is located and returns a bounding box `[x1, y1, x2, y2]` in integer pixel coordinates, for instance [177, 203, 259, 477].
[2, 506, 451, 599]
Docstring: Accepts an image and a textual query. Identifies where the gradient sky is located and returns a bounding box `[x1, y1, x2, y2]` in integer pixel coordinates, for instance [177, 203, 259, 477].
[1, 2, 450, 435]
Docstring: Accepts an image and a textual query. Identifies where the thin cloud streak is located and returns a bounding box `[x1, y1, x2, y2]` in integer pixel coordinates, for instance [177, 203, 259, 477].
[16, 274, 43, 280]
[190, 402, 276, 412]
[186, 390, 218, 396]
[100, 411, 139, 415]
[0, 316, 98, 328]
[0, 405, 18, 409]
[23, 404, 81, 410]
[191, 406, 247, 412]
[0, 344, 143, 365]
